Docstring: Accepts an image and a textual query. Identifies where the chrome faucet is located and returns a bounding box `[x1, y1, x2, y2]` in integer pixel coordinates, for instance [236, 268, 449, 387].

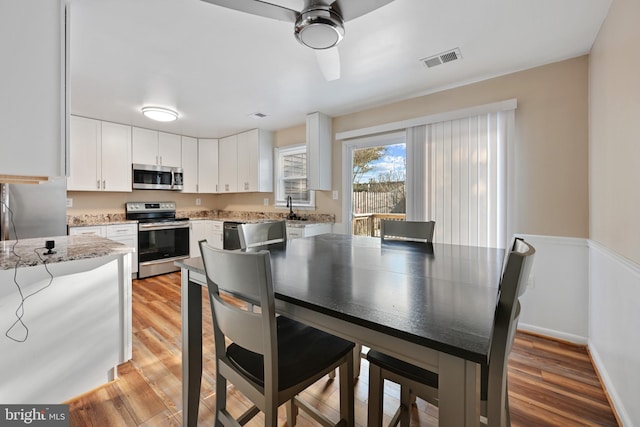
[286, 196, 297, 220]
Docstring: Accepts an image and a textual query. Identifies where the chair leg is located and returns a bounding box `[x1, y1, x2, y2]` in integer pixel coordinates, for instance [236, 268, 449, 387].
[339, 353, 355, 426]
[354, 343, 362, 379]
[286, 399, 298, 427]
[399, 386, 412, 427]
[367, 363, 384, 427]
[215, 375, 227, 426]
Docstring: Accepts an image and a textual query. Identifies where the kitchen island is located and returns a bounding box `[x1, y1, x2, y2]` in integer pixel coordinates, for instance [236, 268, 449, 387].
[0, 234, 133, 404]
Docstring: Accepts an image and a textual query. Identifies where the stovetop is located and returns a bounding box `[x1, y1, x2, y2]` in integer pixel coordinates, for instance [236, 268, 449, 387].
[125, 201, 182, 222]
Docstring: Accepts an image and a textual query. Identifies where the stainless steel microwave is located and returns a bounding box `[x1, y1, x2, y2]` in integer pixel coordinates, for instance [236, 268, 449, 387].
[132, 163, 184, 191]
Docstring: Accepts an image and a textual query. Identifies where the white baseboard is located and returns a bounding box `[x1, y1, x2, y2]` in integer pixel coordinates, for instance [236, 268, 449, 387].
[588, 341, 631, 426]
[518, 322, 588, 345]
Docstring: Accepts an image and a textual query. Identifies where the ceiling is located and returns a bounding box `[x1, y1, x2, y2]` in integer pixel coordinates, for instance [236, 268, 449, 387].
[69, 0, 611, 139]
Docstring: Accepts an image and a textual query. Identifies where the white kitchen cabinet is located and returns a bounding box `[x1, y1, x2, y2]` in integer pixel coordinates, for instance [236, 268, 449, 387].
[211, 221, 224, 249]
[68, 116, 132, 192]
[287, 223, 332, 239]
[181, 136, 198, 193]
[218, 135, 238, 193]
[0, 0, 68, 179]
[182, 137, 219, 194]
[69, 223, 138, 274]
[132, 127, 181, 167]
[158, 132, 182, 167]
[306, 112, 332, 191]
[190, 220, 222, 256]
[237, 129, 273, 193]
[198, 138, 219, 193]
[218, 129, 273, 193]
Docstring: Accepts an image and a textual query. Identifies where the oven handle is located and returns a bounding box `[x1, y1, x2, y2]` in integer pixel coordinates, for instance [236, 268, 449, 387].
[139, 223, 190, 231]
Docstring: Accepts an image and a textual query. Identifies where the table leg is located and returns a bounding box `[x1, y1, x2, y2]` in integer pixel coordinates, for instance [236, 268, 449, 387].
[438, 353, 481, 427]
[181, 272, 203, 427]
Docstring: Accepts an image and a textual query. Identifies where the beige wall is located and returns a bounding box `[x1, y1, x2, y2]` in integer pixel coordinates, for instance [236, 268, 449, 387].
[69, 57, 590, 238]
[589, 0, 640, 264]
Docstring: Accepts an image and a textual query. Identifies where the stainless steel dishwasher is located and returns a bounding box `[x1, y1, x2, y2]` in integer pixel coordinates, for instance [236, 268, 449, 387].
[223, 221, 244, 249]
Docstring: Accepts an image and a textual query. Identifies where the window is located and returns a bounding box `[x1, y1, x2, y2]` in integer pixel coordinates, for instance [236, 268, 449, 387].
[274, 144, 315, 208]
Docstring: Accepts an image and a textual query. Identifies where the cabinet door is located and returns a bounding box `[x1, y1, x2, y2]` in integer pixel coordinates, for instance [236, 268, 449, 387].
[218, 135, 238, 192]
[189, 220, 209, 257]
[306, 112, 332, 191]
[198, 138, 219, 193]
[237, 129, 272, 193]
[158, 132, 181, 167]
[132, 127, 158, 165]
[0, 0, 66, 177]
[236, 130, 256, 192]
[67, 116, 100, 191]
[101, 122, 132, 192]
[181, 136, 198, 193]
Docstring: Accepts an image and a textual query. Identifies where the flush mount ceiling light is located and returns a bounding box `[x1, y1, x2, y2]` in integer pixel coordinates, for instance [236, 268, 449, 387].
[294, 7, 344, 49]
[141, 106, 179, 122]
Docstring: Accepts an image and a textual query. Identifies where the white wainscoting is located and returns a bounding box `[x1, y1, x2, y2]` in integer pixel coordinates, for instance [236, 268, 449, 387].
[515, 234, 590, 344]
[589, 241, 640, 427]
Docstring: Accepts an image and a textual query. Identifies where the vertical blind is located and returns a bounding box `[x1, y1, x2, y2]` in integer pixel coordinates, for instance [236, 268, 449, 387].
[276, 145, 312, 205]
[408, 111, 509, 248]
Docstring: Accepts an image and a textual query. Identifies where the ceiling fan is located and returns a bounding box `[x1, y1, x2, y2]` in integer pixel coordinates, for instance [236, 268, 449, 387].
[200, 0, 396, 81]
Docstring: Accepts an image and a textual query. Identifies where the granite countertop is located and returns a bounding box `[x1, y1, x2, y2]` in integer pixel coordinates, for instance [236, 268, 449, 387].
[0, 234, 134, 271]
[68, 210, 335, 227]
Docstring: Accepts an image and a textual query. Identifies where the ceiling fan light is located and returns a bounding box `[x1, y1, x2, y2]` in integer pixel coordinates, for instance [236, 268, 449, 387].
[294, 8, 344, 49]
[142, 106, 179, 122]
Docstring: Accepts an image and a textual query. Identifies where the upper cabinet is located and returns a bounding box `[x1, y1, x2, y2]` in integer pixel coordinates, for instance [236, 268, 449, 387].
[306, 112, 332, 191]
[181, 136, 198, 193]
[198, 138, 219, 193]
[0, 0, 68, 179]
[218, 129, 273, 193]
[237, 129, 273, 193]
[132, 127, 181, 167]
[67, 116, 132, 192]
[218, 135, 238, 193]
[181, 137, 219, 193]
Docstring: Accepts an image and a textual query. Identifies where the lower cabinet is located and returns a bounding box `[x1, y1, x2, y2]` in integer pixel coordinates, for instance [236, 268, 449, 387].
[69, 224, 138, 274]
[286, 223, 332, 239]
[190, 220, 223, 257]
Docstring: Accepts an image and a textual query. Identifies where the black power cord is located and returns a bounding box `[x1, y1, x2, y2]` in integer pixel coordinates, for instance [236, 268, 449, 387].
[2, 199, 55, 343]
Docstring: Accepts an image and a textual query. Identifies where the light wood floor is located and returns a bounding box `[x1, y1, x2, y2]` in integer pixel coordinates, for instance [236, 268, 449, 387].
[67, 272, 619, 426]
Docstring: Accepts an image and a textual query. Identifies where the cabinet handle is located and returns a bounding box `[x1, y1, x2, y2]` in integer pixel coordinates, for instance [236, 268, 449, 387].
[102, 180, 106, 190]
[159, 155, 162, 165]
[96, 180, 100, 190]
[225, 184, 229, 191]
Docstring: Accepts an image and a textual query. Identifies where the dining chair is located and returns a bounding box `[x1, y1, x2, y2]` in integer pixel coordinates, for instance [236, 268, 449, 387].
[199, 241, 355, 427]
[238, 220, 287, 249]
[366, 237, 535, 427]
[380, 220, 436, 243]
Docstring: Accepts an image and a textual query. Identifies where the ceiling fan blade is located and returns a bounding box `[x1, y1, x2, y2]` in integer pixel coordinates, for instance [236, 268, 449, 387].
[200, 0, 298, 23]
[332, 0, 395, 21]
[315, 47, 340, 81]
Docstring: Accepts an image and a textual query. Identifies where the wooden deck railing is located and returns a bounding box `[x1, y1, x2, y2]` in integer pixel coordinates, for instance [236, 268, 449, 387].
[352, 213, 406, 236]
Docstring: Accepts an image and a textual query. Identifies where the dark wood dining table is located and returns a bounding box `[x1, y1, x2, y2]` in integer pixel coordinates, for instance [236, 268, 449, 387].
[177, 233, 505, 427]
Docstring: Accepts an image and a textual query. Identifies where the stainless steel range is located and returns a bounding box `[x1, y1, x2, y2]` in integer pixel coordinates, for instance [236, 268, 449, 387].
[125, 202, 190, 279]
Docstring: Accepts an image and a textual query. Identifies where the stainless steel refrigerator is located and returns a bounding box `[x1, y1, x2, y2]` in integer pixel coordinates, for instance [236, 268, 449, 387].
[0, 178, 67, 241]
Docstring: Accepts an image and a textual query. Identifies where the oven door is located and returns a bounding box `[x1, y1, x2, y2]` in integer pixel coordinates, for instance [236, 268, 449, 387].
[137, 222, 190, 278]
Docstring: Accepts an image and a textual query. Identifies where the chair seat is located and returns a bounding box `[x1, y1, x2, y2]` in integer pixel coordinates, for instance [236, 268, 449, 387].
[366, 350, 439, 388]
[228, 316, 355, 390]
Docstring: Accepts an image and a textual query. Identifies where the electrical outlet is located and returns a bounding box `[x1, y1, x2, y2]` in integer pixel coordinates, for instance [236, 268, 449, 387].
[66, 198, 73, 208]
[195, 198, 201, 206]
[263, 198, 269, 206]
[332, 190, 339, 200]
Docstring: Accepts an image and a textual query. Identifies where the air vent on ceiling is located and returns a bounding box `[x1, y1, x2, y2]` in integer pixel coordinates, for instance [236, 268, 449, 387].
[248, 112, 267, 119]
[420, 48, 462, 68]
